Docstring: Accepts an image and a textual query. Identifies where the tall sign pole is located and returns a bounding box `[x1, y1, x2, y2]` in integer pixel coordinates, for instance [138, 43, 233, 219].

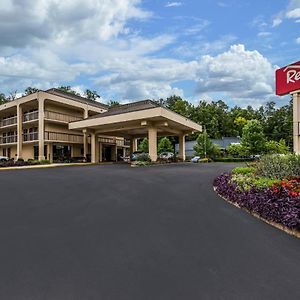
[276, 61, 300, 153]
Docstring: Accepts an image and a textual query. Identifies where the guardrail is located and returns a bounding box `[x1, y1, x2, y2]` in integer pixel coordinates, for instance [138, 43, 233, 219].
[45, 110, 83, 123]
[23, 111, 38, 122]
[23, 132, 38, 142]
[0, 135, 17, 144]
[44, 131, 83, 143]
[0, 116, 17, 127]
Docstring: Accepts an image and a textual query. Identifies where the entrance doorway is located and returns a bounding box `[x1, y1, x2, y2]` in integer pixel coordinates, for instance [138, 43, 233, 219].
[52, 145, 71, 162]
[102, 145, 112, 161]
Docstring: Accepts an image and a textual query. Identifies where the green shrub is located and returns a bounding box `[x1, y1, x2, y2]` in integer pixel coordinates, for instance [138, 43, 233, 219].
[230, 173, 280, 191]
[252, 177, 280, 189]
[132, 161, 151, 167]
[40, 159, 50, 164]
[256, 154, 300, 179]
[232, 166, 255, 175]
[199, 158, 210, 163]
[136, 153, 151, 162]
[213, 157, 254, 162]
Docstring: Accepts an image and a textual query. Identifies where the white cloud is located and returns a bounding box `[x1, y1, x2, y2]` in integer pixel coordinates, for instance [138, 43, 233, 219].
[257, 31, 272, 37]
[286, 7, 300, 18]
[296, 37, 300, 44]
[0, 0, 150, 48]
[272, 0, 300, 26]
[165, 2, 183, 8]
[184, 20, 210, 35]
[272, 18, 282, 27]
[195, 44, 276, 102]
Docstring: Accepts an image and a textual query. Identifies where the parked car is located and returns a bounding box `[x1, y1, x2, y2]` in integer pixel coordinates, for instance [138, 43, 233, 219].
[0, 156, 9, 162]
[191, 156, 201, 163]
[158, 152, 174, 162]
[131, 151, 149, 161]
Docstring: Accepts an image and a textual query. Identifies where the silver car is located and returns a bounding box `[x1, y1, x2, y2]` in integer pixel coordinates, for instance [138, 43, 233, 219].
[0, 156, 9, 162]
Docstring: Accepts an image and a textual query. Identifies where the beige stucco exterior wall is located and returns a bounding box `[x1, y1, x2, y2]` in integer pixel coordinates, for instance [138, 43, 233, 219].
[0, 91, 108, 161]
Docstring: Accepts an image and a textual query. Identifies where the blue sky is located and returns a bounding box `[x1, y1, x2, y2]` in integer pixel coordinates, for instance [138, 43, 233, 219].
[0, 0, 299, 107]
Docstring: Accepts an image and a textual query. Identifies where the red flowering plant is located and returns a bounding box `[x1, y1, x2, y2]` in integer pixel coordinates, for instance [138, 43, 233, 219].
[272, 177, 300, 198]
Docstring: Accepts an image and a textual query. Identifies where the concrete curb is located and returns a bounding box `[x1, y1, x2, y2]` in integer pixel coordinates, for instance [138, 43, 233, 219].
[213, 186, 300, 239]
[0, 163, 99, 171]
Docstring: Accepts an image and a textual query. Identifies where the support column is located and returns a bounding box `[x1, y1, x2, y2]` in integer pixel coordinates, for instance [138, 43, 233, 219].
[148, 127, 157, 162]
[91, 132, 96, 163]
[123, 147, 126, 158]
[83, 109, 88, 119]
[38, 97, 45, 160]
[17, 104, 23, 160]
[133, 138, 138, 152]
[83, 129, 88, 158]
[99, 143, 103, 162]
[293, 92, 300, 154]
[49, 143, 53, 163]
[178, 133, 186, 161]
[130, 137, 135, 159]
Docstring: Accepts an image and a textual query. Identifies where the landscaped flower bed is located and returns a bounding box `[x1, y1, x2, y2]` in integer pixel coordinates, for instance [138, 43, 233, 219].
[0, 159, 50, 168]
[213, 155, 300, 235]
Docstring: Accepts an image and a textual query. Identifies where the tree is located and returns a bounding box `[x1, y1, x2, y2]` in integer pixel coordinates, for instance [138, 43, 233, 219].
[241, 120, 266, 155]
[7, 90, 17, 101]
[157, 137, 173, 154]
[227, 143, 248, 157]
[234, 116, 247, 136]
[85, 89, 100, 101]
[57, 86, 80, 96]
[265, 139, 289, 154]
[23, 87, 39, 96]
[138, 138, 149, 152]
[0, 93, 7, 104]
[193, 132, 220, 158]
[107, 100, 120, 107]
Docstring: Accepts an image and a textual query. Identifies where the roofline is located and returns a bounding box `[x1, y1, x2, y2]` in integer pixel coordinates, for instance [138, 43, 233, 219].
[69, 106, 202, 133]
[1, 88, 108, 110]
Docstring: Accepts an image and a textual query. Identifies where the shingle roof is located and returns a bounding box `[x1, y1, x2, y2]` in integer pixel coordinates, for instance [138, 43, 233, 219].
[88, 100, 160, 119]
[45, 88, 108, 109]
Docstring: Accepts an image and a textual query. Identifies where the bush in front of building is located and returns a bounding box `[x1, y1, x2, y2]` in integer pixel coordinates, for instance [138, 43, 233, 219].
[0, 159, 50, 168]
[256, 154, 300, 179]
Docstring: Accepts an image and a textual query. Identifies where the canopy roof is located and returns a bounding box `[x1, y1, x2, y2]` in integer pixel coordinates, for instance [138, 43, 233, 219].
[69, 100, 202, 138]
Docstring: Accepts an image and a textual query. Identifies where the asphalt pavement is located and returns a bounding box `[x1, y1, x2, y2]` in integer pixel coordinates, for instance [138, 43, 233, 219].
[0, 163, 299, 300]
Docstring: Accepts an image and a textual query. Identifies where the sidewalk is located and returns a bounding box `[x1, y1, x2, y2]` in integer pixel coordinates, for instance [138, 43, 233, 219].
[0, 163, 93, 171]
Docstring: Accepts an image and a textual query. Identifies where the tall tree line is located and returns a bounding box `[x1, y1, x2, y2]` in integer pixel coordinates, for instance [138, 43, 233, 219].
[161, 96, 293, 147]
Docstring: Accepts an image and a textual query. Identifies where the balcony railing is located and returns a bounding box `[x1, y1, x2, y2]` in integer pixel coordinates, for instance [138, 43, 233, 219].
[98, 137, 130, 147]
[44, 131, 83, 143]
[23, 111, 38, 122]
[0, 135, 17, 144]
[44, 110, 83, 123]
[23, 132, 38, 142]
[0, 116, 17, 128]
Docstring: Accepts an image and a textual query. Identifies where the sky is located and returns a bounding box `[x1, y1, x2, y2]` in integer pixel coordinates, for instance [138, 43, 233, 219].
[0, 0, 299, 107]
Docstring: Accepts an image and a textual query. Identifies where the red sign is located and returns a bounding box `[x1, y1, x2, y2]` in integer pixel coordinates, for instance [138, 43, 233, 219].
[276, 61, 300, 96]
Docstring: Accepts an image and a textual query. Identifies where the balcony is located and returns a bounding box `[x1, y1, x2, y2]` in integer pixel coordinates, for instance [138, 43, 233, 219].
[0, 135, 17, 145]
[99, 137, 130, 147]
[23, 132, 38, 142]
[23, 111, 38, 123]
[45, 131, 83, 143]
[44, 111, 83, 123]
[0, 116, 17, 128]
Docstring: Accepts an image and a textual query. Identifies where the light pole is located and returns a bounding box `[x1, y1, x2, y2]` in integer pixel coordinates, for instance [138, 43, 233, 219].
[204, 125, 207, 158]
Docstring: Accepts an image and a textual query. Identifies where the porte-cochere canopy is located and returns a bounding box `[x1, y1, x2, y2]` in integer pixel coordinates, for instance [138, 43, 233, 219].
[69, 100, 202, 162]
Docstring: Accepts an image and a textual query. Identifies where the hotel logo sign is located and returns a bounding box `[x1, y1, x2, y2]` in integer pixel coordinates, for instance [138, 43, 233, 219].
[276, 61, 300, 96]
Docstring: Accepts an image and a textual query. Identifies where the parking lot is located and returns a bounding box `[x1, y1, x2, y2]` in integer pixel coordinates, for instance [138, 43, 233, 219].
[0, 163, 299, 300]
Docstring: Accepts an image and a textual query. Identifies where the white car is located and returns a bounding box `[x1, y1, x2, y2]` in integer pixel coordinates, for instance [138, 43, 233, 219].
[0, 156, 9, 162]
